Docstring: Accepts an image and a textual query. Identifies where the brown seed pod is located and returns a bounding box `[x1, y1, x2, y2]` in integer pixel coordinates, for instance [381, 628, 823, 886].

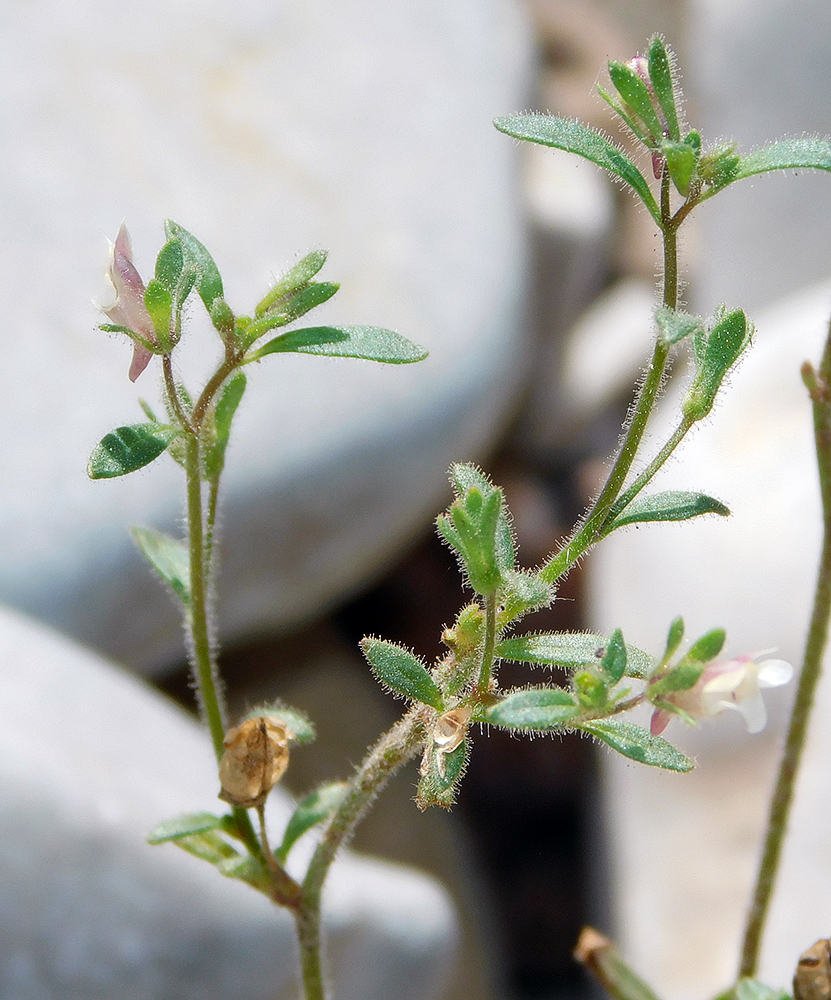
[218, 716, 291, 809]
[794, 939, 831, 1000]
[433, 706, 472, 755]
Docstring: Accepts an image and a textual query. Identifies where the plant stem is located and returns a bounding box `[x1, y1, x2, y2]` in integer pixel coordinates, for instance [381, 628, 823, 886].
[738, 330, 831, 979]
[297, 706, 426, 1000]
[477, 593, 498, 692]
[184, 433, 227, 762]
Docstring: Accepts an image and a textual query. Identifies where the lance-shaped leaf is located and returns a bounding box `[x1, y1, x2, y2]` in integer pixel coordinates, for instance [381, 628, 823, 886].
[147, 811, 230, 844]
[250, 325, 427, 364]
[663, 616, 685, 661]
[154, 237, 185, 293]
[255, 249, 329, 317]
[275, 782, 349, 863]
[700, 137, 831, 201]
[216, 854, 272, 894]
[501, 569, 553, 620]
[205, 372, 247, 481]
[88, 423, 179, 479]
[579, 719, 694, 771]
[686, 627, 726, 662]
[601, 629, 627, 685]
[494, 115, 661, 223]
[608, 60, 663, 143]
[164, 220, 223, 311]
[244, 283, 340, 343]
[483, 687, 580, 731]
[360, 638, 443, 708]
[497, 631, 655, 679]
[131, 526, 190, 604]
[603, 491, 730, 534]
[647, 35, 680, 141]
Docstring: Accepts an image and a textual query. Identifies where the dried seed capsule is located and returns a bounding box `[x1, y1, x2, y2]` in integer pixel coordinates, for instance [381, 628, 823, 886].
[433, 706, 472, 755]
[794, 939, 831, 1000]
[218, 716, 291, 809]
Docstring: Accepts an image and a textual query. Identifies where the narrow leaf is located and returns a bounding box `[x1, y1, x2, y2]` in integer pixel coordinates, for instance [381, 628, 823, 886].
[579, 719, 694, 771]
[731, 137, 831, 186]
[360, 638, 443, 708]
[276, 782, 348, 863]
[608, 61, 663, 142]
[131, 526, 190, 604]
[601, 628, 627, 684]
[216, 854, 271, 893]
[483, 687, 579, 731]
[164, 220, 223, 311]
[494, 114, 660, 222]
[255, 249, 329, 317]
[664, 617, 685, 660]
[648, 36, 680, 140]
[251, 325, 427, 364]
[605, 491, 730, 532]
[686, 627, 726, 662]
[88, 423, 178, 479]
[205, 372, 247, 480]
[245, 283, 340, 343]
[155, 238, 185, 292]
[497, 632, 655, 679]
[148, 811, 228, 844]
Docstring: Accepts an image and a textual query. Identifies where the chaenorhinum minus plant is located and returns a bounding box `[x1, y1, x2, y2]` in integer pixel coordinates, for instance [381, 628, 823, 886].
[86, 34, 831, 1000]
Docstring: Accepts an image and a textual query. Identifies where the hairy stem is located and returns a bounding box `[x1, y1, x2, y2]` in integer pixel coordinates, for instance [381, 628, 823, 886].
[738, 329, 831, 978]
[541, 174, 677, 584]
[297, 706, 426, 1000]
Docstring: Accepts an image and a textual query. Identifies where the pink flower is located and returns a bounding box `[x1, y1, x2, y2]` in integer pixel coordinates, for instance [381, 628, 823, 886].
[99, 223, 156, 381]
[651, 653, 793, 736]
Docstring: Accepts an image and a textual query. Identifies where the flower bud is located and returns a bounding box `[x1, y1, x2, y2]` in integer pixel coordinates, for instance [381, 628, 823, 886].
[218, 716, 291, 809]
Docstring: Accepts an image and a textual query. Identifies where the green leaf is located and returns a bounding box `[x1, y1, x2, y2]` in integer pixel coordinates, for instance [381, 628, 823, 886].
[655, 306, 704, 346]
[648, 36, 680, 141]
[650, 659, 705, 697]
[245, 283, 340, 343]
[164, 220, 223, 312]
[494, 115, 660, 223]
[579, 719, 694, 771]
[143, 279, 172, 343]
[727, 137, 831, 191]
[155, 238, 185, 292]
[448, 487, 504, 596]
[205, 372, 247, 480]
[242, 701, 316, 745]
[501, 570, 553, 620]
[664, 616, 685, 661]
[416, 738, 469, 809]
[360, 638, 443, 708]
[483, 687, 579, 731]
[604, 491, 730, 532]
[450, 464, 515, 576]
[601, 628, 627, 684]
[147, 811, 229, 844]
[275, 782, 348, 863]
[216, 854, 271, 893]
[683, 309, 753, 420]
[608, 60, 663, 143]
[255, 249, 329, 317]
[251, 325, 427, 364]
[497, 631, 655, 679]
[735, 980, 791, 1000]
[88, 423, 179, 479]
[686, 627, 726, 662]
[131, 526, 190, 604]
[663, 139, 697, 196]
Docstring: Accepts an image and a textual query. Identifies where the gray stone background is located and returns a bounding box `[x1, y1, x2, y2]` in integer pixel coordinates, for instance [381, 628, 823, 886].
[5, 0, 831, 998]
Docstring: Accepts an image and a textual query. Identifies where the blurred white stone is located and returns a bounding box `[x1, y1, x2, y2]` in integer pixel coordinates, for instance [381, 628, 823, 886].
[0, 603, 457, 1000]
[589, 281, 831, 997]
[0, 0, 532, 672]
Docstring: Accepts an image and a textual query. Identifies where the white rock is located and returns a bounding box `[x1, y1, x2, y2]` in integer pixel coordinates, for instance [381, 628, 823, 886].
[588, 282, 831, 997]
[0, 603, 457, 1000]
[687, 0, 831, 312]
[0, 0, 532, 672]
